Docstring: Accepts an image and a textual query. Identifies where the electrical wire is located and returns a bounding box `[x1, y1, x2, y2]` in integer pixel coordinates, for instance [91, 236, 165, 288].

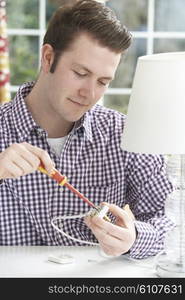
[51, 213, 99, 246]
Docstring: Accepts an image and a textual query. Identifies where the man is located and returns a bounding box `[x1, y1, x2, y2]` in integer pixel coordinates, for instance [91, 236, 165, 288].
[0, 0, 173, 258]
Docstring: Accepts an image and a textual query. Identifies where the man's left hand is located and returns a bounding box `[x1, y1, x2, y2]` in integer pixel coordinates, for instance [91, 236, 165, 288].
[84, 203, 136, 256]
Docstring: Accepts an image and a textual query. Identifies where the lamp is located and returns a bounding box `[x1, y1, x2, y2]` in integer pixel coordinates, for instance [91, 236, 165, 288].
[121, 51, 185, 277]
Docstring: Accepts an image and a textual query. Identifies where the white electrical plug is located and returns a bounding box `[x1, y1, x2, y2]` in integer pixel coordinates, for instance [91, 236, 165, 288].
[48, 254, 75, 264]
[86, 204, 110, 221]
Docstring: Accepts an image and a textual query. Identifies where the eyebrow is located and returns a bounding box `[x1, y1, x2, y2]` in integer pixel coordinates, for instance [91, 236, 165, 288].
[72, 63, 114, 81]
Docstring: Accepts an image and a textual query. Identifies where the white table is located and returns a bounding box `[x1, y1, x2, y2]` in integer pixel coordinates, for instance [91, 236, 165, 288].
[0, 246, 158, 278]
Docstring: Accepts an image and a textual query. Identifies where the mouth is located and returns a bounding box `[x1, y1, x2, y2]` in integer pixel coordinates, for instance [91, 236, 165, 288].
[67, 98, 88, 107]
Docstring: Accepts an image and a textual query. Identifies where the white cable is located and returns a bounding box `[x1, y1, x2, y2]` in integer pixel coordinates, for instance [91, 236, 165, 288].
[51, 214, 99, 246]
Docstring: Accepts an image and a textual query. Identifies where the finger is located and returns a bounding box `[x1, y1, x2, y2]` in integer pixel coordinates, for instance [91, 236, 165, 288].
[0, 149, 31, 178]
[7, 143, 40, 170]
[89, 222, 128, 256]
[90, 215, 129, 241]
[11, 146, 40, 171]
[12, 155, 37, 176]
[123, 204, 135, 220]
[22, 142, 55, 174]
[89, 223, 107, 241]
[2, 160, 25, 178]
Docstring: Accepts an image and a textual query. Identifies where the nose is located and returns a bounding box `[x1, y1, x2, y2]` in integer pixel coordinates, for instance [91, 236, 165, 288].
[79, 79, 96, 101]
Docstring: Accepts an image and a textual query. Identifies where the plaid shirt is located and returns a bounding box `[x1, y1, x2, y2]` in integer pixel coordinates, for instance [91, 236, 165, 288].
[0, 81, 173, 259]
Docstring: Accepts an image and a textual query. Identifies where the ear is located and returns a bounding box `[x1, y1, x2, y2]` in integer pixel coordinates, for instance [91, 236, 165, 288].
[41, 44, 54, 73]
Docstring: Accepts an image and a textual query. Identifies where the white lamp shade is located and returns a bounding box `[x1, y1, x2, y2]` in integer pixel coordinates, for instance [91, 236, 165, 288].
[121, 52, 185, 154]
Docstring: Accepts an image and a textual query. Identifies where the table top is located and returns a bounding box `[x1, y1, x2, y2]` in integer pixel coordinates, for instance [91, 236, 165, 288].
[0, 246, 158, 278]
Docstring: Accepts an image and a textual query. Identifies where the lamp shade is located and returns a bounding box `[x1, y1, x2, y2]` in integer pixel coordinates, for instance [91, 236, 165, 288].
[121, 52, 185, 154]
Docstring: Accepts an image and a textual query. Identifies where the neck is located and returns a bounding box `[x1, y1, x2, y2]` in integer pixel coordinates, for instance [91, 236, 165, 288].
[25, 81, 74, 138]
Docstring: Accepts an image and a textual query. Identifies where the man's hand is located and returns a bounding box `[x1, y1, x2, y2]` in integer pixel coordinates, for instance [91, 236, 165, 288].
[0, 142, 54, 180]
[84, 203, 136, 256]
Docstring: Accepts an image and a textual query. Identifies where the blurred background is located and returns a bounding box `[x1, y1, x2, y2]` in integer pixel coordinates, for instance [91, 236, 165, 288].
[4, 0, 185, 113]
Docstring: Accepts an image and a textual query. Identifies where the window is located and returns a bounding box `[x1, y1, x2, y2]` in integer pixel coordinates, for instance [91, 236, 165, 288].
[7, 0, 185, 112]
[105, 0, 185, 113]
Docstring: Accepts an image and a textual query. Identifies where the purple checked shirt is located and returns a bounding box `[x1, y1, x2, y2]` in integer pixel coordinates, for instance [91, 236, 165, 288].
[0, 81, 174, 258]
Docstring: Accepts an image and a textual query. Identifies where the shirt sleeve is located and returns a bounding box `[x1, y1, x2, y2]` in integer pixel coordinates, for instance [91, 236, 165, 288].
[124, 152, 174, 259]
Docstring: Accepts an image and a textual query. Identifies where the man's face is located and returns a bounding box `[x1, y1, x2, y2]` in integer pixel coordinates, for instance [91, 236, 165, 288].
[43, 33, 121, 123]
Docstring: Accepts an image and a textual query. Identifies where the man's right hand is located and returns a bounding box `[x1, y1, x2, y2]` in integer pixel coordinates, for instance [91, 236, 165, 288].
[0, 142, 54, 180]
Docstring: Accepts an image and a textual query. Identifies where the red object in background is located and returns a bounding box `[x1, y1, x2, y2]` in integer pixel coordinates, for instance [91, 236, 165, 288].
[0, 0, 11, 103]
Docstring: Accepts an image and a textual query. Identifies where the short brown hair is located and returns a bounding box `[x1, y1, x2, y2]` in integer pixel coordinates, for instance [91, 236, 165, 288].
[43, 0, 132, 73]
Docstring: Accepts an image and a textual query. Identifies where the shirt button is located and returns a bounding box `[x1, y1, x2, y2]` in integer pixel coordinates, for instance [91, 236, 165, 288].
[72, 135, 78, 141]
[38, 129, 44, 136]
[34, 128, 45, 137]
[31, 127, 45, 137]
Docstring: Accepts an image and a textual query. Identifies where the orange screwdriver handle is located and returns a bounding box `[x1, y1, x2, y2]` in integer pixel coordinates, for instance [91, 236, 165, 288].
[38, 163, 67, 186]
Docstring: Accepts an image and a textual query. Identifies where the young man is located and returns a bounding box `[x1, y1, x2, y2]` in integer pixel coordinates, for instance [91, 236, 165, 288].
[0, 0, 173, 258]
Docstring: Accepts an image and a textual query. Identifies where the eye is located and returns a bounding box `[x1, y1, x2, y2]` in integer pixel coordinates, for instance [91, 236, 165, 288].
[74, 70, 87, 77]
[99, 81, 109, 86]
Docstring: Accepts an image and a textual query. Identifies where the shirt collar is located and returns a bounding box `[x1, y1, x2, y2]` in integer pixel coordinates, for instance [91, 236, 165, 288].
[12, 81, 94, 142]
[74, 110, 93, 142]
[12, 81, 41, 140]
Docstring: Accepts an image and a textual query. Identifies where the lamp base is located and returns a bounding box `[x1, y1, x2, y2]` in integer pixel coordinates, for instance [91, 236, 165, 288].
[156, 254, 185, 278]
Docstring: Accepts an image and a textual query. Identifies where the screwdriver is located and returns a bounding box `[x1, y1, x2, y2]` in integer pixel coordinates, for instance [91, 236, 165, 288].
[38, 163, 110, 221]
